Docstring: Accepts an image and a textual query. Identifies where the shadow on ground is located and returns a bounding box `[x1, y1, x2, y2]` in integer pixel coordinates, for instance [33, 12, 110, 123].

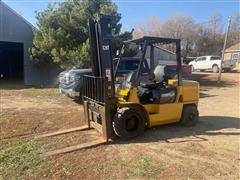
[0, 79, 30, 90]
[200, 92, 218, 98]
[115, 116, 240, 144]
[191, 73, 238, 88]
[225, 70, 240, 74]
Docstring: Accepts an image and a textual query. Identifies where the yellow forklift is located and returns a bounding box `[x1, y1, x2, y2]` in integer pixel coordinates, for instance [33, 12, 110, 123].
[37, 15, 199, 156]
[82, 15, 199, 140]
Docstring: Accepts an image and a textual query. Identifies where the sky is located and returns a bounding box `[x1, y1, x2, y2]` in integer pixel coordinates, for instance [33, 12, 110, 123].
[2, 0, 240, 30]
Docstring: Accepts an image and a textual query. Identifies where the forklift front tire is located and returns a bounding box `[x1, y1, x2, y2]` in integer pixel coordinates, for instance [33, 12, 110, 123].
[113, 107, 145, 139]
[180, 105, 199, 127]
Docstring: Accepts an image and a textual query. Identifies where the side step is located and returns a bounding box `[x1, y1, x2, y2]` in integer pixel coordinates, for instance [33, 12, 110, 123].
[45, 138, 107, 156]
[34, 125, 90, 139]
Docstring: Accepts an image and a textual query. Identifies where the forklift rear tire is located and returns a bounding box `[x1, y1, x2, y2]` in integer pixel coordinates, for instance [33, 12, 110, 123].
[113, 106, 145, 139]
[180, 105, 199, 127]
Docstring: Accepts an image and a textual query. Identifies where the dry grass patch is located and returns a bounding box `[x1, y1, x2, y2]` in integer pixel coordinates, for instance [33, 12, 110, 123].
[0, 139, 48, 179]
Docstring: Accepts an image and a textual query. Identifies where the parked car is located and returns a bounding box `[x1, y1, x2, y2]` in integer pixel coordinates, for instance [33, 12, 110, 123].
[189, 55, 237, 73]
[59, 57, 192, 101]
[59, 68, 92, 101]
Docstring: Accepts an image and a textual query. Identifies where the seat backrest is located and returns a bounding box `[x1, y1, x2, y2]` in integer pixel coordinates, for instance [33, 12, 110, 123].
[153, 65, 165, 82]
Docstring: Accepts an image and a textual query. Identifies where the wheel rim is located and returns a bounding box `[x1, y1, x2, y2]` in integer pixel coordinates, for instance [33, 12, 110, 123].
[126, 116, 138, 132]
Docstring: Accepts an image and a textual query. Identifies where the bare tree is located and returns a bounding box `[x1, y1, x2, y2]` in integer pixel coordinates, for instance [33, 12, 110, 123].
[133, 13, 240, 59]
[194, 14, 224, 56]
[228, 14, 240, 46]
[134, 15, 199, 58]
[161, 15, 199, 58]
[134, 16, 162, 38]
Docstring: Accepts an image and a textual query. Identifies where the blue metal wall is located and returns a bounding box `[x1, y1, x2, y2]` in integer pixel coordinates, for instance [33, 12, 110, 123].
[0, 1, 60, 86]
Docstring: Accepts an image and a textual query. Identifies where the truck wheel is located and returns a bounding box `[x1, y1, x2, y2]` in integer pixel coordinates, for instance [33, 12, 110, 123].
[113, 106, 145, 139]
[212, 65, 219, 73]
[180, 105, 199, 127]
[73, 91, 83, 103]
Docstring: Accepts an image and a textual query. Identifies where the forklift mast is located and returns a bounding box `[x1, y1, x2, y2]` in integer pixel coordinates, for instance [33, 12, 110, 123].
[88, 15, 115, 95]
[82, 15, 116, 142]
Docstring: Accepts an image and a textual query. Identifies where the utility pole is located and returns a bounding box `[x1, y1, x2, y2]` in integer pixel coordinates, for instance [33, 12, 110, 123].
[218, 16, 232, 83]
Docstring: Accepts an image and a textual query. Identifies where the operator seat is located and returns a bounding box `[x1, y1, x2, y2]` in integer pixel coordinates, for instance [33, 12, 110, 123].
[140, 65, 166, 88]
[138, 65, 176, 104]
[153, 65, 165, 82]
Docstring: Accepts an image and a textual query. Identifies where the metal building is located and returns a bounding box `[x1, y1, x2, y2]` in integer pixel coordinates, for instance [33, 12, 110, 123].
[0, 1, 59, 86]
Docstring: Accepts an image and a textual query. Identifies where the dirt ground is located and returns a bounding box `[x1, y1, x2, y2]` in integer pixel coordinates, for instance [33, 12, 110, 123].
[0, 72, 239, 179]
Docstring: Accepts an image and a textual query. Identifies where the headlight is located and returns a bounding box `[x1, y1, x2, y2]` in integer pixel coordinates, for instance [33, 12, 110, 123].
[64, 73, 70, 83]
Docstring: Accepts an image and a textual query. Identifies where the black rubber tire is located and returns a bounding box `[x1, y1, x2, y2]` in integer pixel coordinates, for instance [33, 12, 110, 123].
[113, 106, 145, 139]
[212, 65, 219, 73]
[180, 105, 199, 127]
[73, 92, 83, 104]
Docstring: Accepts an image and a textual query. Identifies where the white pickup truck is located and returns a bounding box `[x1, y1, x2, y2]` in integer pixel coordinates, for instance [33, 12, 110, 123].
[189, 55, 237, 73]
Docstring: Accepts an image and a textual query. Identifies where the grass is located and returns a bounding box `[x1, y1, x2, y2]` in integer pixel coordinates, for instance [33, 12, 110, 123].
[0, 139, 164, 179]
[112, 155, 164, 179]
[0, 139, 47, 179]
[60, 162, 73, 177]
[129, 156, 164, 178]
[2, 87, 58, 97]
[23, 88, 58, 96]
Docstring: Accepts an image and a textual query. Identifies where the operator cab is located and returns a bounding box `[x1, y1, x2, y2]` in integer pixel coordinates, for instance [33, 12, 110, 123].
[116, 36, 181, 104]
